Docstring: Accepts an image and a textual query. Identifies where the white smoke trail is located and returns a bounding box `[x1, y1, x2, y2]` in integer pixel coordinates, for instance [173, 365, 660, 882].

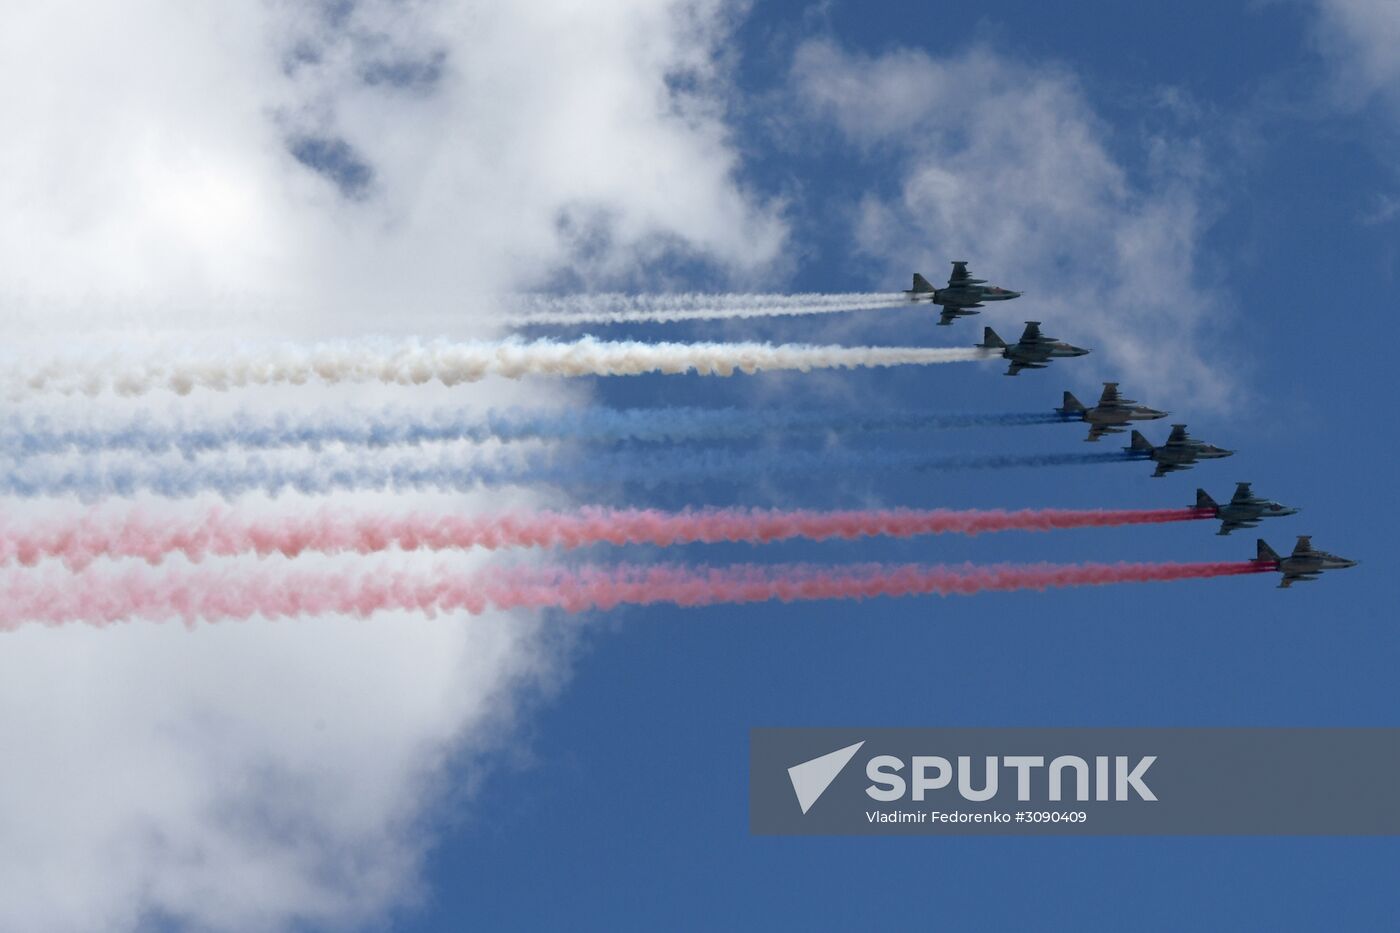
[6, 337, 996, 398]
[502, 292, 907, 325]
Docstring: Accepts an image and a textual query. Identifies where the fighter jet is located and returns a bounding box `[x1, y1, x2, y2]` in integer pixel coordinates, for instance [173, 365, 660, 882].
[905, 262, 1022, 326]
[1126, 424, 1233, 477]
[977, 321, 1089, 376]
[1057, 382, 1168, 441]
[1195, 483, 1299, 536]
[1253, 536, 1357, 588]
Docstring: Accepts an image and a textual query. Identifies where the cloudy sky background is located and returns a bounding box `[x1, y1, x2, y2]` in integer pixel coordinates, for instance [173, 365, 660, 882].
[0, 1, 1396, 930]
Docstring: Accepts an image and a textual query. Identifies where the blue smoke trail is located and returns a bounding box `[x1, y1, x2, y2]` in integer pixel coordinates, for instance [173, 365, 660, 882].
[0, 446, 1143, 501]
[0, 407, 1064, 459]
[0, 450, 531, 501]
[526, 447, 1140, 487]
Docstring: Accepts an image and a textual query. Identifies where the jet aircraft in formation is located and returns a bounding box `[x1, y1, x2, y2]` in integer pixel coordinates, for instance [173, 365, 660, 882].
[1057, 382, 1167, 441]
[901, 258, 1353, 583]
[1127, 425, 1233, 477]
[1196, 484, 1299, 536]
[977, 322, 1089, 376]
[905, 262, 1022, 326]
[1253, 537, 1358, 588]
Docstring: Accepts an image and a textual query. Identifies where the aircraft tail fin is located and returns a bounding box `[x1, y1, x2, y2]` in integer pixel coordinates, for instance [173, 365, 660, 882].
[1256, 539, 1282, 564]
[978, 327, 1006, 350]
[1060, 391, 1085, 413]
[1195, 488, 1218, 512]
[908, 273, 935, 294]
[1129, 430, 1154, 453]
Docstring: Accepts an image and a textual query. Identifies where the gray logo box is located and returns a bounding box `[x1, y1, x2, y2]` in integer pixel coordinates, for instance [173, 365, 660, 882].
[750, 728, 1400, 835]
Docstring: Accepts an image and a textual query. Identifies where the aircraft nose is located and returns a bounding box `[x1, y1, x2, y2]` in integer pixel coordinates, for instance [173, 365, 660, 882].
[1143, 408, 1168, 419]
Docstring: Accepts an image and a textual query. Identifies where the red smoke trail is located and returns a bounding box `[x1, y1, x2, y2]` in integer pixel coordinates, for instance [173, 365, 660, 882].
[0, 506, 1216, 569]
[0, 560, 1272, 629]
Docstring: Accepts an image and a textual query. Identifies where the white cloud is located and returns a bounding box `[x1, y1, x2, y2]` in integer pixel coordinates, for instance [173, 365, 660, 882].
[1314, 0, 1400, 107]
[1362, 191, 1400, 224]
[789, 38, 1230, 405]
[0, 1, 783, 930]
[1310, 1, 1400, 225]
[0, 0, 786, 314]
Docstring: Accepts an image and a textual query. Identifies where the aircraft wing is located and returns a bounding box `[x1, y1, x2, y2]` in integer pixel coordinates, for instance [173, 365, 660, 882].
[1292, 536, 1314, 557]
[1018, 321, 1043, 344]
[1217, 518, 1250, 536]
[1085, 423, 1109, 443]
[937, 307, 962, 326]
[1097, 383, 1121, 408]
[1230, 482, 1253, 505]
[948, 262, 971, 287]
[1165, 425, 1190, 446]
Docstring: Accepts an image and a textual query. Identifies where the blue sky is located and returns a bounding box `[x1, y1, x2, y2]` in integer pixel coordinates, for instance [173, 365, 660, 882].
[401, 1, 1399, 929]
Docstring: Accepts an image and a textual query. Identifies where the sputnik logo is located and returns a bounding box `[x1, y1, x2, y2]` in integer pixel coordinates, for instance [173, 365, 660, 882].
[787, 741, 865, 814]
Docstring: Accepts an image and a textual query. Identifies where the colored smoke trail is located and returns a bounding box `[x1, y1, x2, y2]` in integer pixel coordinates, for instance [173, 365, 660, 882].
[0, 447, 1144, 501]
[0, 560, 1274, 629]
[546, 448, 1146, 487]
[565, 448, 1146, 485]
[7, 337, 996, 397]
[0, 506, 1216, 569]
[0, 407, 1061, 458]
[503, 292, 906, 325]
[917, 451, 1148, 471]
[0, 448, 520, 500]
